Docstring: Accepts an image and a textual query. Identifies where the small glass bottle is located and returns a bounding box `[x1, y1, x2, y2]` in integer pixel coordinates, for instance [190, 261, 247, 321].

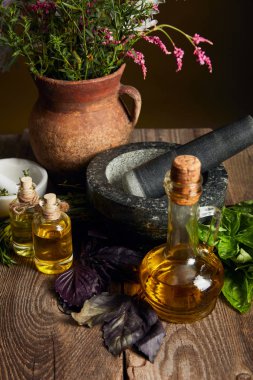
[32, 193, 73, 275]
[9, 176, 39, 257]
[139, 155, 224, 323]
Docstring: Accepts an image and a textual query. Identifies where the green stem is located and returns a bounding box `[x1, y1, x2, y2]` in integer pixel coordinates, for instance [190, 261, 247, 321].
[81, 0, 88, 79]
[154, 24, 194, 46]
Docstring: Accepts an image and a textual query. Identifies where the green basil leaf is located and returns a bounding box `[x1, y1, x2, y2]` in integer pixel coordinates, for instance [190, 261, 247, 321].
[239, 213, 253, 230]
[217, 236, 239, 259]
[236, 226, 253, 249]
[222, 270, 253, 313]
[230, 200, 253, 215]
[242, 265, 253, 280]
[233, 248, 253, 264]
[221, 208, 240, 235]
[198, 223, 217, 246]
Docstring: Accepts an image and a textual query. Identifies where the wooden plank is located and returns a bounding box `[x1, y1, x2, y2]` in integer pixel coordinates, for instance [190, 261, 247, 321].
[126, 129, 253, 380]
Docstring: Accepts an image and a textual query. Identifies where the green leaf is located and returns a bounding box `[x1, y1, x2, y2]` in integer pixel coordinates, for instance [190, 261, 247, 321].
[233, 248, 253, 264]
[221, 208, 240, 235]
[230, 200, 253, 215]
[245, 265, 253, 280]
[217, 235, 238, 259]
[198, 223, 216, 247]
[0, 220, 16, 266]
[61, 2, 80, 11]
[222, 270, 253, 313]
[239, 213, 253, 230]
[236, 226, 253, 249]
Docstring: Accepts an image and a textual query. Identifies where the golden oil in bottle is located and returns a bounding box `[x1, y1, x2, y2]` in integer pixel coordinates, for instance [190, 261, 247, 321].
[33, 193, 73, 274]
[9, 176, 39, 258]
[139, 243, 224, 323]
[139, 155, 224, 323]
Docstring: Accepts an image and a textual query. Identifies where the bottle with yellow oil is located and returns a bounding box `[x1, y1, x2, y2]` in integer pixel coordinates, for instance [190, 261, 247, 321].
[32, 193, 73, 274]
[9, 176, 39, 258]
[139, 155, 224, 323]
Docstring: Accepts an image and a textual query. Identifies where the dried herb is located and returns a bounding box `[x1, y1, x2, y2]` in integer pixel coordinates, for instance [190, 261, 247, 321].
[0, 219, 15, 266]
[72, 293, 166, 362]
[0, 188, 9, 196]
[22, 168, 30, 177]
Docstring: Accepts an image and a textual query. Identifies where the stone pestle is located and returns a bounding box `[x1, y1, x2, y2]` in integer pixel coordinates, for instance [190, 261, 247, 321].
[122, 115, 253, 198]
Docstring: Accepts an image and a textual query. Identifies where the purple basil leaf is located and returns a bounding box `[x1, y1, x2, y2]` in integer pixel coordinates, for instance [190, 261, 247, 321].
[85, 245, 143, 282]
[72, 293, 127, 327]
[136, 299, 159, 330]
[55, 263, 105, 308]
[135, 320, 166, 363]
[103, 299, 150, 356]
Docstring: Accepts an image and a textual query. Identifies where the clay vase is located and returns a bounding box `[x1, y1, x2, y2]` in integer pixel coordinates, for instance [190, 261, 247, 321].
[29, 64, 141, 173]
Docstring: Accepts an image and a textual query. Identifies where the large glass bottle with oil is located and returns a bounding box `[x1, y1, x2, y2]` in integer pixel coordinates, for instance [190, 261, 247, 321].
[32, 193, 73, 274]
[139, 155, 224, 323]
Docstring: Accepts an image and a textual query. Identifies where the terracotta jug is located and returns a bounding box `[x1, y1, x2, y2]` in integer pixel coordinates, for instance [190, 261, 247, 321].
[29, 64, 141, 173]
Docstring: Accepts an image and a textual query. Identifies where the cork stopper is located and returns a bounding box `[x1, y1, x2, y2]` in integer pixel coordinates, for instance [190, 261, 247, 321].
[21, 176, 33, 189]
[17, 176, 39, 204]
[44, 193, 57, 206]
[164, 155, 202, 206]
[170, 156, 201, 184]
[42, 193, 61, 220]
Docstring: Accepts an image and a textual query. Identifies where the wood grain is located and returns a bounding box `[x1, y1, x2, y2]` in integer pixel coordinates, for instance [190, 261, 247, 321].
[0, 257, 123, 380]
[0, 129, 253, 380]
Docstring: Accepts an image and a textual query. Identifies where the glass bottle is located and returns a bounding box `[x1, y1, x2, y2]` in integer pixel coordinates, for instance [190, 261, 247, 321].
[9, 176, 39, 258]
[139, 155, 224, 323]
[32, 193, 73, 274]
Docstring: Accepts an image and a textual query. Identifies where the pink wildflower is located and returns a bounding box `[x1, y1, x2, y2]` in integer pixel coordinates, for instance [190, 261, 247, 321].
[100, 28, 121, 45]
[121, 34, 135, 46]
[29, 0, 56, 14]
[173, 46, 184, 72]
[126, 49, 147, 79]
[143, 35, 171, 55]
[100, 28, 114, 45]
[194, 47, 212, 73]
[192, 33, 213, 46]
[152, 4, 159, 12]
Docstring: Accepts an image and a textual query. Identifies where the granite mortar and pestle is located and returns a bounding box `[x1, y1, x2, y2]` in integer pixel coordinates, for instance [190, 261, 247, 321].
[86, 115, 253, 241]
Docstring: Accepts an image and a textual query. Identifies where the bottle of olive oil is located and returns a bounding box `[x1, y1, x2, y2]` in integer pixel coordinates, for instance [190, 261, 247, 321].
[139, 155, 224, 323]
[9, 176, 39, 258]
[33, 193, 73, 274]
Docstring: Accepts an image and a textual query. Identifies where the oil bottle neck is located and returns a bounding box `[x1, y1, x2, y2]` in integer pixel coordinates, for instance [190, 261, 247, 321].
[167, 200, 199, 250]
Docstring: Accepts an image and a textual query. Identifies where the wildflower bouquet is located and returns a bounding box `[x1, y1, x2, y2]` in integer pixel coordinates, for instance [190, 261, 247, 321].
[0, 0, 213, 80]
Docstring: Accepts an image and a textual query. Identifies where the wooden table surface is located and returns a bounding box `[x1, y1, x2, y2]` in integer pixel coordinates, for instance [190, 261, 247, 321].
[0, 129, 253, 380]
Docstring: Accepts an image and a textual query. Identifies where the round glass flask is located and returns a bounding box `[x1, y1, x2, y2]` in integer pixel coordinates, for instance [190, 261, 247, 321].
[139, 155, 224, 323]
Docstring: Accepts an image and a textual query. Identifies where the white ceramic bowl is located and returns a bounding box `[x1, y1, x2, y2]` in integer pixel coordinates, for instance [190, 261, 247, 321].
[0, 158, 48, 218]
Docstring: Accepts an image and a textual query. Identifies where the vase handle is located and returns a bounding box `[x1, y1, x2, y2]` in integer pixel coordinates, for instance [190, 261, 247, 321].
[119, 84, 142, 127]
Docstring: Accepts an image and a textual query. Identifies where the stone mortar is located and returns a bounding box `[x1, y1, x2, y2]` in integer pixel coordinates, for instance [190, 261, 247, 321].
[86, 142, 228, 241]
